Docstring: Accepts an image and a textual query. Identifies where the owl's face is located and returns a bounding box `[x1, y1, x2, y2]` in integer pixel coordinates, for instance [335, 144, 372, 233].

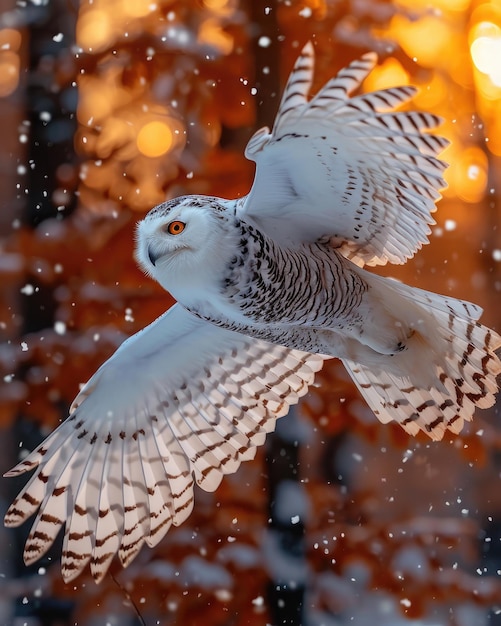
[135, 195, 235, 297]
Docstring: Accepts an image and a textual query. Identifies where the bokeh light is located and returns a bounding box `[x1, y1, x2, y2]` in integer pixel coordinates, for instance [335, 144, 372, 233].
[0, 29, 21, 97]
[395, 0, 471, 10]
[198, 18, 234, 53]
[203, 0, 231, 10]
[389, 14, 453, 66]
[77, 9, 114, 53]
[447, 145, 488, 203]
[122, 0, 155, 18]
[468, 13, 501, 156]
[137, 120, 174, 157]
[77, 79, 117, 126]
[363, 58, 409, 92]
[470, 23, 501, 87]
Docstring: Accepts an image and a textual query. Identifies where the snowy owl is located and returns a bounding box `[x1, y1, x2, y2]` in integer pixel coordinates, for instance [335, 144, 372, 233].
[5, 43, 501, 583]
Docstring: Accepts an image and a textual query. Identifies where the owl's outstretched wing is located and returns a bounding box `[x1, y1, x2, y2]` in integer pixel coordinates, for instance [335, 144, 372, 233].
[4, 304, 326, 583]
[238, 42, 449, 267]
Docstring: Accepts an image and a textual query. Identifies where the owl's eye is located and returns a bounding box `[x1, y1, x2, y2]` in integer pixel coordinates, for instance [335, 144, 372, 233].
[165, 220, 185, 235]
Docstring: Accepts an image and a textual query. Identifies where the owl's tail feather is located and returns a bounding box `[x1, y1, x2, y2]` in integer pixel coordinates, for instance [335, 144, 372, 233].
[341, 277, 501, 440]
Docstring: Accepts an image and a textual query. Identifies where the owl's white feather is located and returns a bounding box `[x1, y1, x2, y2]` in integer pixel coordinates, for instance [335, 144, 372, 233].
[240, 42, 448, 267]
[4, 43, 500, 584]
[5, 305, 325, 582]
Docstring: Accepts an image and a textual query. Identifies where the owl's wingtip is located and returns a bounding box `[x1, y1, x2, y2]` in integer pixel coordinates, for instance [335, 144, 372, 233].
[301, 41, 315, 56]
[361, 51, 378, 64]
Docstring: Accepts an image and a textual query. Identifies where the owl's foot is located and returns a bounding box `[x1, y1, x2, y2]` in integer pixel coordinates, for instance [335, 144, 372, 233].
[393, 340, 408, 354]
[360, 325, 415, 356]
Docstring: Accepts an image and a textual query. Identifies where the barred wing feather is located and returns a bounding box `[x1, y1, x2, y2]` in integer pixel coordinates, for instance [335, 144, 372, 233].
[4, 305, 326, 582]
[239, 42, 449, 267]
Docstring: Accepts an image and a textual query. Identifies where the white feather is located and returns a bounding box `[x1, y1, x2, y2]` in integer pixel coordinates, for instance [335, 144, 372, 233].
[4, 305, 326, 581]
[238, 44, 449, 267]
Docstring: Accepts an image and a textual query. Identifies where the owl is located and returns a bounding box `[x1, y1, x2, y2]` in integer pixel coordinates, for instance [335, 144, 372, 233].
[5, 43, 501, 584]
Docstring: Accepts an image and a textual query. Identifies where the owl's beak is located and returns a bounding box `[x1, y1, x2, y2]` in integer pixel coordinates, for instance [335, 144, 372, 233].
[147, 245, 158, 266]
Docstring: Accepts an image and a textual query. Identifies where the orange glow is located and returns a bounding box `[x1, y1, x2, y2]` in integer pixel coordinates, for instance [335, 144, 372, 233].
[363, 58, 409, 92]
[449, 50, 475, 90]
[0, 29, 21, 51]
[77, 69, 137, 127]
[95, 118, 136, 159]
[0, 50, 19, 97]
[80, 161, 117, 191]
[435, 0, 470, 9]
[414, 74, 448, 109]
[483, 117, 501, 156]
[472, 71, 501, 102]
[122, 0, 155, 18]
[78, 83, 115, 126]
[389, 14, 453, 66]
[203, 0, 231, 9]
[0, 29, 21, 96]
[447, 146, 488, 203]
[395, 0, 470, 10]
[136, 121, 174, 157]
[77, 9, 114, 52]
[198, 18, 233, 53]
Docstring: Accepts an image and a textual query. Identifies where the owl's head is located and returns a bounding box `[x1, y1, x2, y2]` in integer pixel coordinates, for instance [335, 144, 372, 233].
[135, 195, 236, 297]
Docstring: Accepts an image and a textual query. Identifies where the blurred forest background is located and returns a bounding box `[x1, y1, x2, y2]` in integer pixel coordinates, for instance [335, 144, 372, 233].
[0, 0, 500, 624]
